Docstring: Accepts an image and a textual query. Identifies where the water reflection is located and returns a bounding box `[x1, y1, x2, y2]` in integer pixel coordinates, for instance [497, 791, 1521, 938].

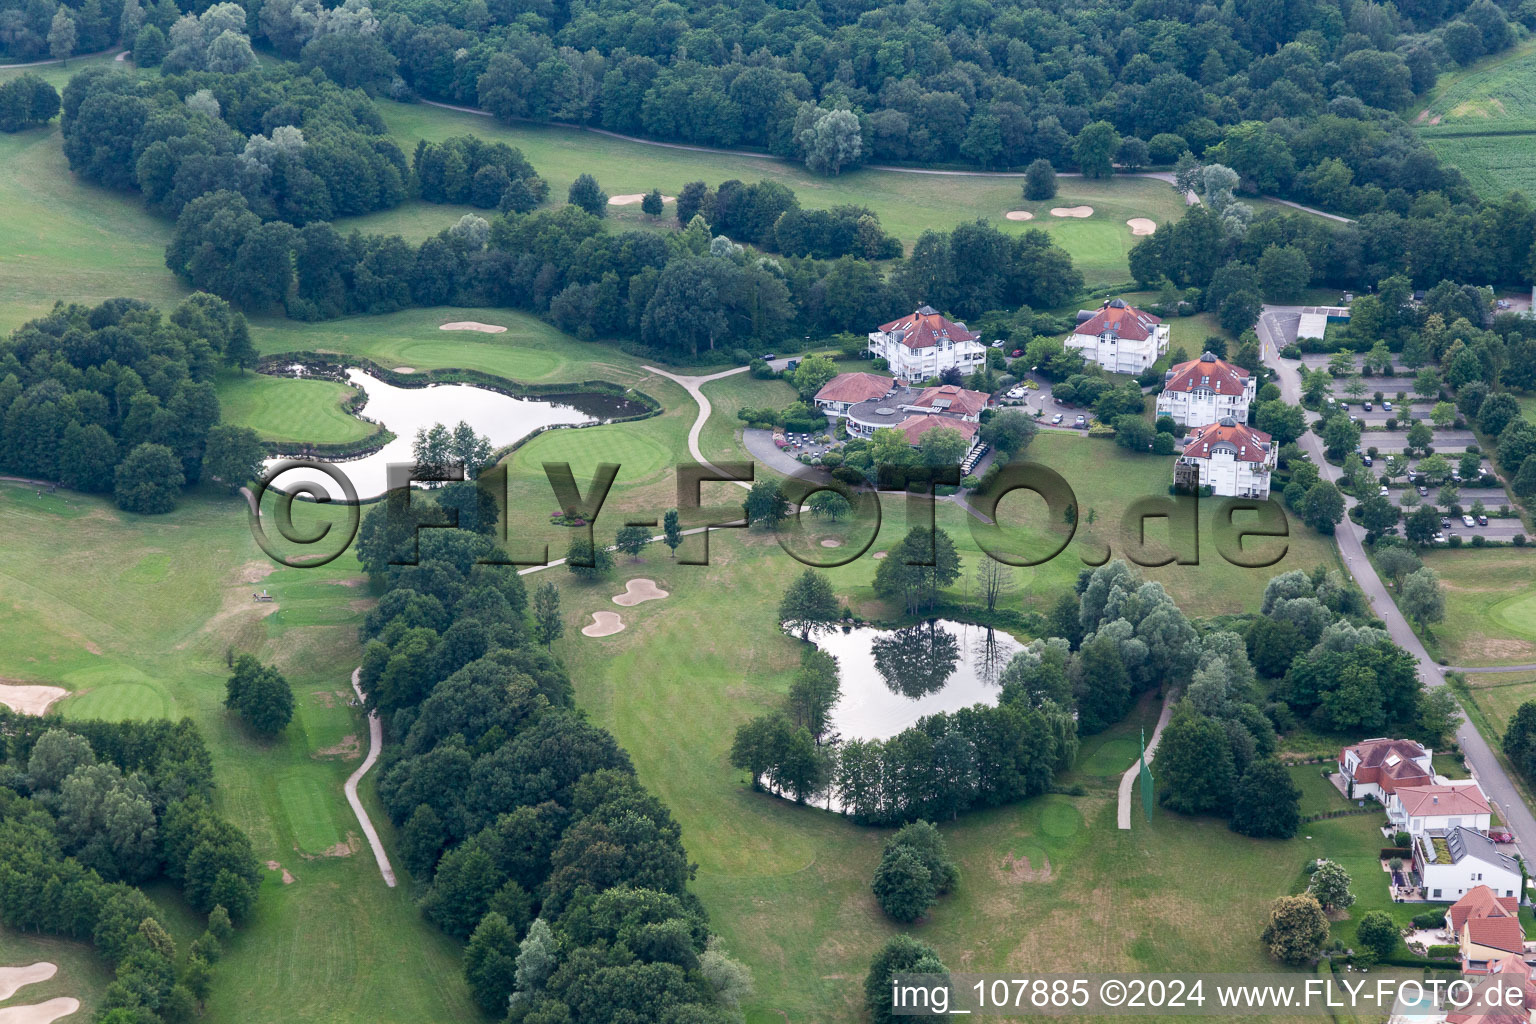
[796, 619, 1023, 742]
[263, 367, 645, 499]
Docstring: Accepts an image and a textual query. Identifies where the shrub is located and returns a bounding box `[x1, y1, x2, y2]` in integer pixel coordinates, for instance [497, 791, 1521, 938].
[1516, 534, 1528, 547]
[1426, 945, 1460, 959]
[1411, 910, 1446, 929]
[1394, 831, 1411, 847]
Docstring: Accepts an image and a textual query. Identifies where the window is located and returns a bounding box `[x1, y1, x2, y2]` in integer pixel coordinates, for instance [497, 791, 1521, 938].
[1433, 889, 1442, 898]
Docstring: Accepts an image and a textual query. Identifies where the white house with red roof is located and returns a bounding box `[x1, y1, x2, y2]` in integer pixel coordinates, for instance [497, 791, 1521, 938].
[867, 306, 987, 381]
[1065, 298, 1170, 374]
[1339, 738, 1434, 801]
[1388, 782, 1493, 836]
[1175, 418, 1276, 499]
[813, 372, 895, 418]
[1155, 351, 1257, 426]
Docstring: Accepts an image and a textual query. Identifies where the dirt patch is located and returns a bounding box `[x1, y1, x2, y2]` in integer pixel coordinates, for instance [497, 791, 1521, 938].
[237, 561, 277, 584]
[820, 538, 842, 548]
[1050, 205, 1094, 218]
[438, 321, 507, 334]
[613, 578, 669, 606]
[872, 550, 887, 559]
[82, 641, 101, 655]
[304, 833, 362, 859]
[321, 577, 365, 587]
[1460, 634, 1536, 663]
[996, 853, 1053, 882]
[1126, 218, 1156, 236]
[1004, 210, 1034, 221]
[265, 860, 296, 884]
[0, 964, 56, 1002]
[0, 997, 80, 1024]
[0, 684, 68, 716]
[310, 689, 346, 708]
[582, 611, 626, 637]
[313, 734, 361, 760]
[609, 193, 674, 205]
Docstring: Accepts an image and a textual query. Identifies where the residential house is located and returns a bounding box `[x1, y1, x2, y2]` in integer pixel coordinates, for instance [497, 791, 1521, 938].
[1174, 418, 1276, 499]
[1065, 298, 1170, 374]
[1388, 783, 1493, 836]
[814, 372, 896, 419]
[1155, 352, 1256, 426]
[867, 306, 986, 382]
[1415, 827, 1522, 903]
[1449, 886, 1526, 974]
[1338, 738, 1434, 802]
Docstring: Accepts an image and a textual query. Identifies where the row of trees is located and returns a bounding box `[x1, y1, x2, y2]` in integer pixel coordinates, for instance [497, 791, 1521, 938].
[350, 499, 752, 1021]
[0, 295, 268, 513]
[0, 713, 259, 1021]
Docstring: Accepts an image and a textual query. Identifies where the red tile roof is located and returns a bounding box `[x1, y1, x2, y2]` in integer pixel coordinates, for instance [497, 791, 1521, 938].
[1181, 419, 1273, 463]
[816, 372, 895, 405]
[1450, 886, 1524, 954]
[1073, 298, 1161, 342]
[1396, 784, 1491, 819]
[909, 384, 989, 419]
[896, 414, 979, 447]
[1341, 738, 1432, 793]
[877, 306, 980, 350]
[1164, 352, 1251, 395]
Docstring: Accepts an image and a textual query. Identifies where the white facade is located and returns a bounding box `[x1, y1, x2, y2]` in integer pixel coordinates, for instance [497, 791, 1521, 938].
[1065, 299, 1169, 374]
[1175, 420, 1276, 499]
[867, 306, 986, 382]
[1387, 783, 1492, 835]
[1416, 828, 1521, 902]
[1155, 353, 1256, 427]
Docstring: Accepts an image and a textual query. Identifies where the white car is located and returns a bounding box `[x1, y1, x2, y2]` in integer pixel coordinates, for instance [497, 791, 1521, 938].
[1433, 533, 1447, 544]
[1379, 486, 1389, 496]
[1051, 413, 1063, 424]
[1462, 514, 1476, 527]
[1006, 386, 1026, 399]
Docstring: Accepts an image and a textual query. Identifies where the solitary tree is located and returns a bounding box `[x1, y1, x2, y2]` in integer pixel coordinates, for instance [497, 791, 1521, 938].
[864, 936, 947, 1024]
[1228, 760, 1301, 838]
[1307, 859, 1354, 911]
[662, 507, 684, 556]
[613, 524, 652, 559]
[871, 848, 935, 922]
[224, 654, 294, 736]
[799, 107, 862, 175]
[743, 479, 789, 528]
[779, 569, 840, 637]
[48, 9, 76, 62]
[567, 173, 607, 216]
[1400, 567, 1445, 629]
[1356, 910, 1399, 959]
[532, 581, 562, 647]
[640, 189, 664, 217]
[1022, 158, 1057, 200]
[1262, 894, 1329, 965]
[564, 535, 614, 579]
[974, 557, 1015, 613]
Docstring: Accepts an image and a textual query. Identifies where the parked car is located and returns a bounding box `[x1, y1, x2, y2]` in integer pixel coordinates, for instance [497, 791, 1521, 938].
[1433, 533, 1447, 543]
[1011, 349, 1023, 357]
[1383, 401, 1393, 411]
[760, 353, 776, 362]
[1478, 514, 1489, 526]
[1051, 413, 1063, 424]
[1417, 485, 1428, 496]
[1363, 401, 1373, 411]
[1074, 415, 1087, 427]
[1006, 386, 1026, 399]
[1491, 831, 1515, 843]
[990, 339, 1005, 348]
[1362, 455, 1373, 467]
[1442, 517, 1451, 529]
[1379, 486, 1389, 496]
[1462, 514, 1476, 527]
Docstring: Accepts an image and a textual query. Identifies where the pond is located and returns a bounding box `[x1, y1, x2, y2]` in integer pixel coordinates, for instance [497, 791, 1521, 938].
[263, 367, 644, 499]
[797, 619, 1024, 742]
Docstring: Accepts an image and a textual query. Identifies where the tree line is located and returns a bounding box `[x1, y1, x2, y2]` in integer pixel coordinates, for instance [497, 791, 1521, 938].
[351, 496, 752, 1021]
[0, 295, 269, 513]
[0, 713, 260, 1023]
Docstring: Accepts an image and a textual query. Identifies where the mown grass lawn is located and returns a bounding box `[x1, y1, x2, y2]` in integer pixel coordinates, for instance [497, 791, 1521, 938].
[378, 101, 1190, 288]
[215, 370, 374, 445]
[0, 482, 476, 1022]
[1419, 546, 1536, 666]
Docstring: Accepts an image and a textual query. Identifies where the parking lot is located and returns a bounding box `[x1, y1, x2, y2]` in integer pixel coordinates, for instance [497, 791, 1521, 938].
[1362, 429, 1478, 452]
[1343, 400, 1433, 425]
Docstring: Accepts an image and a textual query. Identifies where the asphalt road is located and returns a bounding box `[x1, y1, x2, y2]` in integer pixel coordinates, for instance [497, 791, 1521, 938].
[1259, 306, 1536, 860]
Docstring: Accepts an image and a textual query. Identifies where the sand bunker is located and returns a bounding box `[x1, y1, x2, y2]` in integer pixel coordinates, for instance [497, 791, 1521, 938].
[820, 539, 843, 548]
[0, 964, 56, 1002]
[0, 998, 79, 1024]
[393, 367, 415, 374]
[1050, 206, 1094, 218]
[438, 322, 506, 334]
[872, 551, 887, 559]
[0, 684, 68, 716]
[582, 611, 625, 637]
[612, 579, 669, 606]
[1126, 218, 1156, 235]
[608, 193, 675, 206]
[1004, 210, 1034, 221]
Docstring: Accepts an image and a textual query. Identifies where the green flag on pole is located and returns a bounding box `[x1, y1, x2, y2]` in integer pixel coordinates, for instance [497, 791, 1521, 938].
[1139, 727, 1154, 822]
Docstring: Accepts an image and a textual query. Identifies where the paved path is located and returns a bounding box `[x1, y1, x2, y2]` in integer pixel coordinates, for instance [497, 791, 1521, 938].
[1445, 664, 1536, 674]
[344, 667, 397, 887]
[642, 364, 754, 488]
[1117, 691, 1177, 829]
[0, 46, 122, 68]
[1258, 306, 1536, 858]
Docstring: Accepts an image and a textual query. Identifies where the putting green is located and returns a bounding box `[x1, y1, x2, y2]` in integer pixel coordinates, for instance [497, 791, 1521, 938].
[1039, 796, 1084, 838]
[216, 372, 372, 446]
[62, 681, 171, 721]
[1489, 590, 1536, 641]
[506, 423, 672, 489]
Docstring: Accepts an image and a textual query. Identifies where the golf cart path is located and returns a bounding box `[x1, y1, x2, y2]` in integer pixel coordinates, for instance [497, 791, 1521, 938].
[1258, 305, 1536, 858]
[1117, 692, 1176, 829]
[643, 364, 754, 489]
[0, 46, 122, 68]
[345, 667, 396, 887]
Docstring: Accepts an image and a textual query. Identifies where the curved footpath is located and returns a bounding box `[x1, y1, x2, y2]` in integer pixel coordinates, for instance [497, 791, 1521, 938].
[345, 667, 397, 887]
[1117, 691, 1176, 829]
[0, 46, 122, 68]
[1257, 306, 1536, 857]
